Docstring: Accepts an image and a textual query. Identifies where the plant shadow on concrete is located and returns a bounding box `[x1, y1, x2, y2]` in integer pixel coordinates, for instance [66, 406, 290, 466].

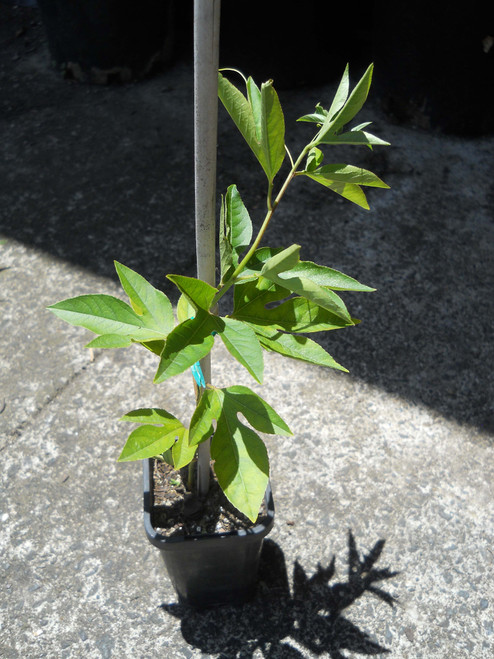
[161, 531, 398, 658]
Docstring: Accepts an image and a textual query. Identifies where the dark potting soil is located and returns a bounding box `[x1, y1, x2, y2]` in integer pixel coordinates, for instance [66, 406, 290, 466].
[151, 460, 266, 538]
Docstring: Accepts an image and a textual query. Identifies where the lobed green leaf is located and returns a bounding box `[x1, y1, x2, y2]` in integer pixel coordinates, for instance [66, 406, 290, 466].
[114, 262, 174, 335]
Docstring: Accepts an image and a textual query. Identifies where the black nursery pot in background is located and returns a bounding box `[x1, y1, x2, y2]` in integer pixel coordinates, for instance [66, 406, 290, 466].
[36, 0, 174, 83]
[143, 459, 275, 608]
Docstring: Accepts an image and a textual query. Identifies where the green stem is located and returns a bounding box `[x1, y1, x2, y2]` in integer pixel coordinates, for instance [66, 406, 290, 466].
[212, 145, 311, 307]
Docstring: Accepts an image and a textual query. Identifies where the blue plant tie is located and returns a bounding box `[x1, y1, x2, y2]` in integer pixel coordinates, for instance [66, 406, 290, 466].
[188, 315, 216, 387]
[190, 361, 206, 388]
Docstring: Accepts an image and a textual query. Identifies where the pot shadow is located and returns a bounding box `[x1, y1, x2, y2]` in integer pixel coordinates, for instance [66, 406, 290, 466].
[160, 530, 398, 658]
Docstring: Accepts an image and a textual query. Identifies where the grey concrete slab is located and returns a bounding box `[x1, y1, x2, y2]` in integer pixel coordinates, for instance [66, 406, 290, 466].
[1, 5, 493, 658]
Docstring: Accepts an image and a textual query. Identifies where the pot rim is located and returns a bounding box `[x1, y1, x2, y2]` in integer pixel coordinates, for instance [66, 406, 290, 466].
[143, 458, 275, 548]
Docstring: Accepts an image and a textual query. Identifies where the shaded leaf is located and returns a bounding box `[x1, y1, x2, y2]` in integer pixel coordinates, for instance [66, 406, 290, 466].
[233, 278, 353, 332]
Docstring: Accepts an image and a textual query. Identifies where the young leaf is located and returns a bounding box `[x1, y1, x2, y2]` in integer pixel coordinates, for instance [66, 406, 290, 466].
[216, 317, 264, 383]
[225, 184, 253, 262]
[219, 193, 234, 281]
[114, 262, 174, 335]
[118, 411, 185, 462]
[167, 275, 217, 312]
[191, 385, 291, 520]
[256, 330, 348, 371]
[318, 130, 390, 147]
[154, 310, 216, 383]
[306, 147, 324, 171]
[218, 72, 264, 170]
[297, 102, 328, 124]
[317, 64, 374, 142]
[172, 428, 197, 470]
[48, 295, 166, 341]
[259, 79, 286, 181]
[189, 387, 221, 446]
[246, 76, 263, 139]
[327, 63, 350, 119]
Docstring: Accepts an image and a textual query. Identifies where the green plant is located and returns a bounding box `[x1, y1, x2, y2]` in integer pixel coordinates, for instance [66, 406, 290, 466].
[48, 64, 389, 522]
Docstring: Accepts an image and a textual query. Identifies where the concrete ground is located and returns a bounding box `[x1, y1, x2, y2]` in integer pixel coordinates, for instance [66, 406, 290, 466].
[1, 5, 493, 658]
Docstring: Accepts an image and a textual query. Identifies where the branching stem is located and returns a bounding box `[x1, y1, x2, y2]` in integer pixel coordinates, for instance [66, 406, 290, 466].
[212, 144, 311, 307]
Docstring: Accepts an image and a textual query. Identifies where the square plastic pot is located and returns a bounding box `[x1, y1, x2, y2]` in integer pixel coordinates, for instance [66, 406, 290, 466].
[143, 458, 275, 608]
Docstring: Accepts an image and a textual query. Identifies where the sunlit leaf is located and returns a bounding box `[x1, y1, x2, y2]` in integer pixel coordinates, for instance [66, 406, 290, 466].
[260, 79, 285, 181]
[218, 72, 264, 170]
[114, 261, 174, 334]
[167, 275, 217, 312]
[172, 428, 197, 469]
[256, 329, 348, 371]
[118, 409, 185, 461]
[48, 295, 166, 341]
[154, 310, 216, 383]
[85, 334, 132, 349]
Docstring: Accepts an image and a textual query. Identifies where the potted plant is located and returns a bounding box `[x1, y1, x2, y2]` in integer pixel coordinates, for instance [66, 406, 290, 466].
[48, 63, 389, 607]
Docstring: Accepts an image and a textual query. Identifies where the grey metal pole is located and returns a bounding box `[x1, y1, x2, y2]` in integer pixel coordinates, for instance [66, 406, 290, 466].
[193, 0, 221, 497]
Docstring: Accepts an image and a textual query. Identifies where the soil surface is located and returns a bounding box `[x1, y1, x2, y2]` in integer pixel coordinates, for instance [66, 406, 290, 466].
[151, 460, 267, 538]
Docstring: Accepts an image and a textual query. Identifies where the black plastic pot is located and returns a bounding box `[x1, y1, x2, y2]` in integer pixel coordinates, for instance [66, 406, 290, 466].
[36, 0, 174, 83]
[143, 459, 275, 608]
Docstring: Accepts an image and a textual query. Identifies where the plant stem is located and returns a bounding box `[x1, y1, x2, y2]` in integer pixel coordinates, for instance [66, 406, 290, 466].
[212, 145, 311, 307]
